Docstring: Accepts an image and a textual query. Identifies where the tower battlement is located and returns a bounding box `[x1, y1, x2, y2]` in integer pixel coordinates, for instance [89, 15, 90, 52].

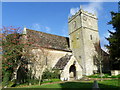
[68, 9, 97, 22]
[68, 6, 100, 76]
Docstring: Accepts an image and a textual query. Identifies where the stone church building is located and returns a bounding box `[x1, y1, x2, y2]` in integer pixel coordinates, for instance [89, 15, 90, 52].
[21, 9, 109, 81]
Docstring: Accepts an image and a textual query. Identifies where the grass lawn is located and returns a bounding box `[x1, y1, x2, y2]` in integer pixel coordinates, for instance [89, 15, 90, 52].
[87, 74, 120, 78]
[6, 79, 119, 89]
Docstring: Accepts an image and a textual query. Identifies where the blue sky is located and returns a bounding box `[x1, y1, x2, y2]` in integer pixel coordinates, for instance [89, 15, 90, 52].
[2, 2, 118, 51]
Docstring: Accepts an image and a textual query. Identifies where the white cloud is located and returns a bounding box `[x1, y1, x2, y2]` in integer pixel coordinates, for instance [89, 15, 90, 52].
[31, 23, 51, 33]
[100, 29, 115, 52]
[31, 23, 41, 30]
[45, 26, 51, 33]
[69, 2, 103, 17]
[100, 31, 109, 50]
[70, 7, 79, 16]
[82, 2, 103, 16]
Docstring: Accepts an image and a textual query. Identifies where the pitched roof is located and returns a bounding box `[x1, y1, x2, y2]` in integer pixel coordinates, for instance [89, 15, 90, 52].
[53, 54, 72, 70]
[26, 29, 71, 51]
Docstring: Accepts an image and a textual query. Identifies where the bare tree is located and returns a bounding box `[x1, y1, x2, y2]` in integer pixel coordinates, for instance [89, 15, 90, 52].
[27, 47, 49, 85]
[18, 27, 50, 85]
[93, 42, 103, 80]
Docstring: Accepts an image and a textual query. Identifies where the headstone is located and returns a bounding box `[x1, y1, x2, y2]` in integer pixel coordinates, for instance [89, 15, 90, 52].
[92, 80, 100, 90]
[111, 70, 120, 76]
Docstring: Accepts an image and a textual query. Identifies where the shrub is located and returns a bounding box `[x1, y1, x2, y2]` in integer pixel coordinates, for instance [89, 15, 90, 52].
[52, 69, 60, 79]
[42, 69, 60, 80]
[41, 79, 61, 84]
[2, 71, 11, 87]
[28, 79, 39, 85]
[87, 74, 99, 78]
[7, 81, 15, 87]
[42, 69, 52, 80]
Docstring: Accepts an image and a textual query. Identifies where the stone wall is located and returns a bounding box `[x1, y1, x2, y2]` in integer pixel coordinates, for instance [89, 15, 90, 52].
[111, 70, 120, 76]
[29, 48, 72, 79]
[28, 47, 83, 81]
[83, 27, 100, 75]
[68, 9, 100, 76]
[60, 56, 83, 81]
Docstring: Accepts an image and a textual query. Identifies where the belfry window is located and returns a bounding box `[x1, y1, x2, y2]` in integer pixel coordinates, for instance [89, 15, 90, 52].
[90, 35, 92, 40]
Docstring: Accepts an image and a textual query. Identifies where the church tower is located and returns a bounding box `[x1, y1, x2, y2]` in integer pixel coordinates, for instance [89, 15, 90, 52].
[68, 8, 100, 76]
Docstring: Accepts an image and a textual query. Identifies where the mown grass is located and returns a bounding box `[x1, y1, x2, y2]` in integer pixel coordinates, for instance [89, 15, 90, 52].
[10, 79, 120, 89]
[98, 79, 120, 88]
[87, 74, 120, 78]
[41, 79, 61, 84]
[13, 79, 61, 87]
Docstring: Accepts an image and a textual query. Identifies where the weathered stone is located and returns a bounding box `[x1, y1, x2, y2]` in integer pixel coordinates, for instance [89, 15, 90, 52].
[68, 8, 100, 76]
[19, 8, 109, 81]
[111, 70, 120, 76]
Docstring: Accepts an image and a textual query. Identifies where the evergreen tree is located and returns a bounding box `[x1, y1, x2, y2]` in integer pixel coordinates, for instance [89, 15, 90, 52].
[106, 2, 120, 70]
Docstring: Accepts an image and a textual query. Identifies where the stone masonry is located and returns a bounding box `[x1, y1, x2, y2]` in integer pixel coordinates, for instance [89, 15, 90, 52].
[20, 8, 109, 81]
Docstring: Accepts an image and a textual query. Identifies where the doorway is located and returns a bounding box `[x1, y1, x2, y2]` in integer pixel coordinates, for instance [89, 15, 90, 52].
[69, 65, 76, 80]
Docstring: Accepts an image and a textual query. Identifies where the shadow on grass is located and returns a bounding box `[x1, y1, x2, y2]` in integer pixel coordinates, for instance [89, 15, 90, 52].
[1, 80, 120, 90]
[59, 81, 120, 90]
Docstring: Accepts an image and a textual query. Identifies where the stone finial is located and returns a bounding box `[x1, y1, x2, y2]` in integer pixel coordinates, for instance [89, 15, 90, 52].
[23, 26, 27, 34]
[80, 5, 82, 10]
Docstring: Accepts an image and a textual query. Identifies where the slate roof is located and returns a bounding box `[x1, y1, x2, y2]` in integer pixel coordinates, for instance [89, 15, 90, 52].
[26, 29, 71, 51]
[53, 54, 72, 70]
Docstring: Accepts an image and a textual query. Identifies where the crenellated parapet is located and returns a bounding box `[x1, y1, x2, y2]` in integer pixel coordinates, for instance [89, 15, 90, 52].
[68, 9, 97, 23]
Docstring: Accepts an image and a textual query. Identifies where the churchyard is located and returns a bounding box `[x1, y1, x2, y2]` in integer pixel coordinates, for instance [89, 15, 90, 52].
[2, 79, 119, 89]
[1, 74, 120, 89]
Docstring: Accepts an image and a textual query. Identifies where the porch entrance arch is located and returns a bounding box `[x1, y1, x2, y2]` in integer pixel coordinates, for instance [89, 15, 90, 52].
[69, 65, 76, 79]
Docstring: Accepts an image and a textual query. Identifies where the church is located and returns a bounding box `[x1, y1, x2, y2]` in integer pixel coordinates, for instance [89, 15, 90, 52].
[21, 8, 109, 81]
